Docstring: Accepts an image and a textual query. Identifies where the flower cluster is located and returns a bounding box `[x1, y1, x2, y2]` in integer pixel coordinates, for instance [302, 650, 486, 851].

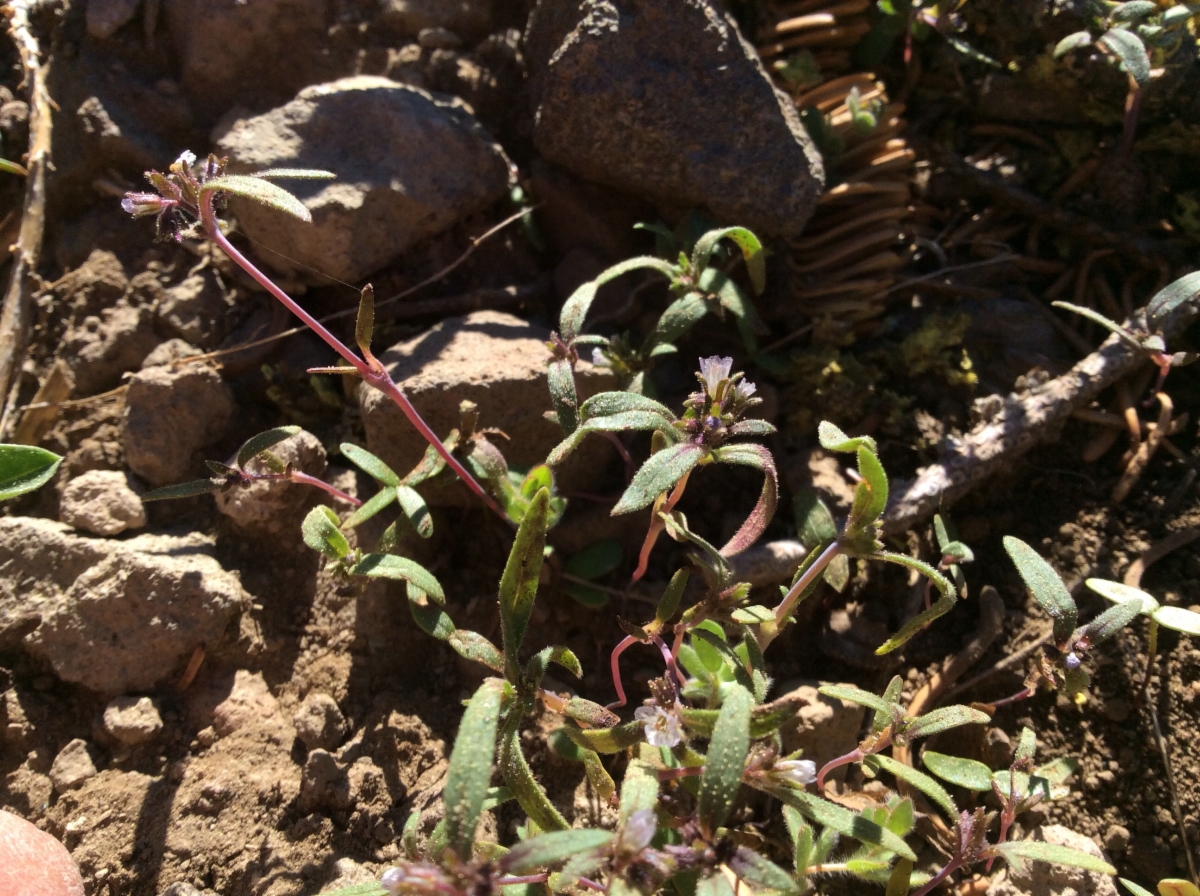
[677, 356, 763, 447]
[122, 150, 227, 242]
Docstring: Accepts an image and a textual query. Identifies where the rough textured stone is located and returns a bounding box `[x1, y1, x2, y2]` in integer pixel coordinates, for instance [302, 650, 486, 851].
[525, 0, 824, 238]
[59, 470, 146, 536]
[776, 681, 866, 782]
[141, 339, 201, 369]
[379, 0, 492, 41]
[102, 696, 164, 745]
[211, 670, 279, 737]
[49, 739, 97, 793]
[124, 361, 235, 486]
[62, 302, 161, 395]
[0, 518, 249, 693]
[165, 0, 334, 121]
[360, 310, 615, 503]
[86, 0, 142, 39]
[293, 692, 347, 751]
[0, 808, 85, 896]
[213, 77, 511, 284]
[986, 825, 1117, 896]
[214, 430, 327, 535]
[156, 273, 229, 349]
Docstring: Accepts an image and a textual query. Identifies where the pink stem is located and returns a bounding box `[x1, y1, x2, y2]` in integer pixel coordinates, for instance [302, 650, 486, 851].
[200, 192, 506, 521]
[651, 634, 683, 692]
[576, 878, 606, 892]
[497, 875, 549, 886]
[658, 765, 703, 782]
[816, 747, 865, 791]
[773, 540, 843, 630]
[608, 635, 639, 709]
[631, 471, 691, 584]
[286, 470, 362, 506]
[911, 859, 962, 896]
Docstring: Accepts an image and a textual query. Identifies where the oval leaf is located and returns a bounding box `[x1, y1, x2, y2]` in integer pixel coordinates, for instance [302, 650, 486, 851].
[340, 442, 401, 487]
[865, 754, 959, 819]
[350, 553, 444, 602]
[502, 830, 613, 875]
[921, 750, 994, 792]
[0, 444, 62, 500]
[1151, 605, 1200, 637]
[302, 505, 350, 558]
[994, 840, 1115, 875]
[1148, 271, 1200, 330]
[699, 683, 752, 835]
[1099, 27, 1151, 85]
[202, 174, 314, 221]
[613, 443, 707, 515]
[817, 421, 877, 454]
[236, 426, 301, 468]
[142, 478, 221, 501]
[1004, 536, 1077, 642]
[443, 680, 503, 859]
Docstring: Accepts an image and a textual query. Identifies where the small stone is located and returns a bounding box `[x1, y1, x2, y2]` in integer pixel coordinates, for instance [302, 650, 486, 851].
[86, 0, 141, 39]
[123, 361, 234, 486]
[214, 77, 511, 285]
[156, 274, 229, 349]
[986, 825, 1116, 896]
[417, 27, 462, 49]
[0, 809, 85, 896]
[1105, 825, 1131, 854]
[63, 302, 161, 395]
[213, 430, 326, 535]
[212, 670, 278, 737]
[59, 470, 146, 536]
[293, 692, 346, 752]
[320, 857, 376, 893]
[141, 339, 201, 369]
[298, 749, 350, 814]
[49, 739, 97, 793]
[102, 696, 163, 746]
[196, 726, 217, 748]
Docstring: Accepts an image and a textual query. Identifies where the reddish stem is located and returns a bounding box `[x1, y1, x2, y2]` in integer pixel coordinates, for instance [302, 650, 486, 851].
[815, 747, 865, 792]
[200, 192, 506, 521]
[607, 635, 639, 709]
[770, 540, 843, 635]
[286, 470, 362, 506]
[657, 765, 704, 782]
[911, 858, 962, 896]
[631, 471, 691, 584]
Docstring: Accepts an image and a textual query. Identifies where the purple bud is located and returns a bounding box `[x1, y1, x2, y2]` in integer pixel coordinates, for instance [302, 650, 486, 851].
[1064, 652, 1081, 670]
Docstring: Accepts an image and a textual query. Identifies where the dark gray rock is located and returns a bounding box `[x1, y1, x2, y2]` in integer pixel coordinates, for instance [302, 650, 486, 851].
[525, 0, 824, 238]
[213, 77, 512, 284]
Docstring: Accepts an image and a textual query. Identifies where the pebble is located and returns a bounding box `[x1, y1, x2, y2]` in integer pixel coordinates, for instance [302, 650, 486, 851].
[1104, 824, 1131, 854]
[59, 470, 146, 537]
[102, 696, 163, 746]
[293, 692, 347, 752]
[50, 739, 98, 793]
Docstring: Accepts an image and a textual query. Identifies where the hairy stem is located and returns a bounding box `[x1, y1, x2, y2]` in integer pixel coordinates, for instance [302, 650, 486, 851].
[285, 470, 362, 506]
[815, 746, 865, 792]
[911, 858, 962, 896]
[199, 192, 505, 520]
[631, 471, 692, 584]
[607, 635, 639, 709]
[765, 540, 844, 647]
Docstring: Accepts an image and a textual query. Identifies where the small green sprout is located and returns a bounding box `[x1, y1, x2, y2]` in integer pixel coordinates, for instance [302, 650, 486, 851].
[0, 444, 61, 500]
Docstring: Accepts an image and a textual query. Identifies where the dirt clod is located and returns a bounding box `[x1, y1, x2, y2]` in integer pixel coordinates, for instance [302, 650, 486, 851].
[58, 469, 146, 536]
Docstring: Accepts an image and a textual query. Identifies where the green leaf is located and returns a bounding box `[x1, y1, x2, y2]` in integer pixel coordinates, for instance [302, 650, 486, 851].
[562, 697, 620, 729]
[355, 284, 375, 357]
[1016, 727, 1038, 763]
[916, 758, 993, 791]
[1148, 271, 1200, 330]
[340, 443, 401, 487]
[0, 445, 62, 500]
[1088, 578, 1159, 612]
[818, 684, 892, 715]
[395, 485, 433, 538]
[886, 859, 914, 896]
[340, 486, 397, 530]
[1054, 30, 1095, 57]
[905, 706, 990, 740]
[731, 605, 774, 624]
[1151, 605, 1200, 636]
[795, 490, 837, 547]
[236, 426, 301, 468]
[857, 444, 889, 524]
[619, 759, 660, 824]
[613, 443, 707, 515]
[728, 847, 800, 895]
[252, 168, 336, 180]
[302, 505, 350, 558]
[499, 714, 570, 831]
[766, 788, 917, 861]
[562, 720, 644, 753]
[698, 683, 752, 835]
[202, 174, 315, 221]
[691, 227, 766, 295]
[350, 553, 444, 601]
[865, 755, 958, 819]
[817, 421, 876, 454]
[443, 680, 503, 860]
[1080, 598, 1143, 645]
[563, 582, 608, 608]
[559, 257, 677, 341]
[527, 646, 583, 691]
[1111, 2, 1159, 23]
[402, 436, 453, 487]
[0, 158, 27, 177]
[993, 841, 1115, 875]
[581, 391, 676, 420]
[696, 872, 736, 896]
[656, 568, 689, 625]
[547, 358, 580, 435]
[700, 267, 765, 353]
[711, 443, 778, 556]
[449, 630, 505, 673]
[502, 830, 613, 874]
[1004, 536, 1077, 643]
[407, 590, 455, 639]
[646, 292, 710, 349]
[320, 885, 386, 896]
[1051, 302, 1142, 350]
[1099, 27, 1151, 85]
[565, 541, 623, 580]
[498, 488, 550, 680]
[142, 478, 221, 501]
[1120, 881, 1157, 896]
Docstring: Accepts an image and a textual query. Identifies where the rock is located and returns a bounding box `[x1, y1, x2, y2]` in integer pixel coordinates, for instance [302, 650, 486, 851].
[49, 739, 97, 793]
[293, 692, 346, 752]
[321, 857, 376, 893]
[86, 0, 142, 39]
[0, 808, 85, 896]
[0, 517, 249, 693]
[986, 825, 1117, 896]
[1104, 824, 1131, 855]
[62, 302, 162, 394]
[776, 681, 866, 783]
[0, 100, 29, 154]
[418, 27, 463, 50]
[141, 339, 201, 369]
[55, 249, 128, 313]
[359, 310, 615, 503]
[214, 429, 327, 534]
[156, 273, 229, 349]
[211, 670, 279, 737]
[379, 0, 492, 42]
[59, 470, 146, 536]
[102, 696, 163, 745]
[525, 0, 824, 239]
[213, 77, 511, 284]
[298, 749, 351, 813]
[164, 0, 334, 121]
[123, 361, 235, 486]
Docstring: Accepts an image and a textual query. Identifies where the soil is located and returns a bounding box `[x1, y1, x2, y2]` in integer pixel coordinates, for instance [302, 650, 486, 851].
[1, 1, 1200, 895]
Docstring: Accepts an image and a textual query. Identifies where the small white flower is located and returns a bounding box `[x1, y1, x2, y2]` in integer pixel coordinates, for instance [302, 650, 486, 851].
[634, 703, 683, 748]
[592, 347, 612, 367]
[698, 355, 733, 395]
[618, 807, 658, 853]
[381, 867, 407, 892]
[772, 759, 817, 786]
[734, 378, 757, 400]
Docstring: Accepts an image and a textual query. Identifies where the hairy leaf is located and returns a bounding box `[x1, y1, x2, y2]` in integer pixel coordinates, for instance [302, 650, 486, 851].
[905, 706, 990, 740]
[865, 755, 958, 819]
[142, 478, 221, 501]
[728, 847, 800, 895]
[766, 788, 917, 861]
[252, 168, 336, 180]
[647, 292, 710, 349]
[993, 841, 1115, 875]
[355, 283, 375, 357]
[236, 426, 300, 468]
[818, 684, 893, 715]
[713, 442, 777, 556]
[1087, 578, 1157, 613]
[500, 714, 570, 831]
[613, 443, 707, 515]
[817, 421, 877, 454]
[340, 442, 401, 487]
[698, 683, 752, 835]
[795, 490, 837, 547]
[581, 391, 676, 420]
[656, 568, 689, 625]
[302, 505, 350, 558]
[351, 553, 444, 601]
[1111, 1, 1159, 23]
[1053, 30, 1094, 57]
[0, 445, 62, 501]
[1149, 271, 1200, 330]
[619, 759, 660, 825]
[563, 720, 644, 753]
[563, 697, 620, 729]
[443, 680, 503, 859]
[548, 358, 579, 435]
[202, 175, 314, 221]
[1152, 605, 1200, 636]
[502, 830, 612, 875]
[565, 540, 623, 581]
[1052, 302, 1142, 349]
[886, 859, 914, 896]
[1099, 27, 1151, 85]
[1004, 536, 1077, 642]
[1120, 881, 1157, 896]
[560, 257, 676, 341]
[857, 444, 889, 524]
[498, 488, 550, 679]
[691, 227, 766, 294]
[920, 750, 995, 792]
[341, 486, 397, 530]
[1080, 598, 1143, 645]
[449, 630, 504, 673]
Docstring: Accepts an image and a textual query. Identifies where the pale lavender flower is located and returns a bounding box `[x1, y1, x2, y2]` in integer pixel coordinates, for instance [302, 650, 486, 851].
[618, 807, 658, 854]
[634, 703, 683, 748]
[733, 378, 757, 400]
[592, 347, 612, 367]
[698, 355, 733, 396]
[772, 759, 817, 786]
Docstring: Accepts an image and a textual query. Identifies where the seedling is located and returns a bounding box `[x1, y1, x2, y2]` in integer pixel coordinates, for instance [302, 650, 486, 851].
[999, 536, 1143, 702]
[123, 152, 506, 519]
[0, 443, 61, 500]
[1086, 577, 1200, 697]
